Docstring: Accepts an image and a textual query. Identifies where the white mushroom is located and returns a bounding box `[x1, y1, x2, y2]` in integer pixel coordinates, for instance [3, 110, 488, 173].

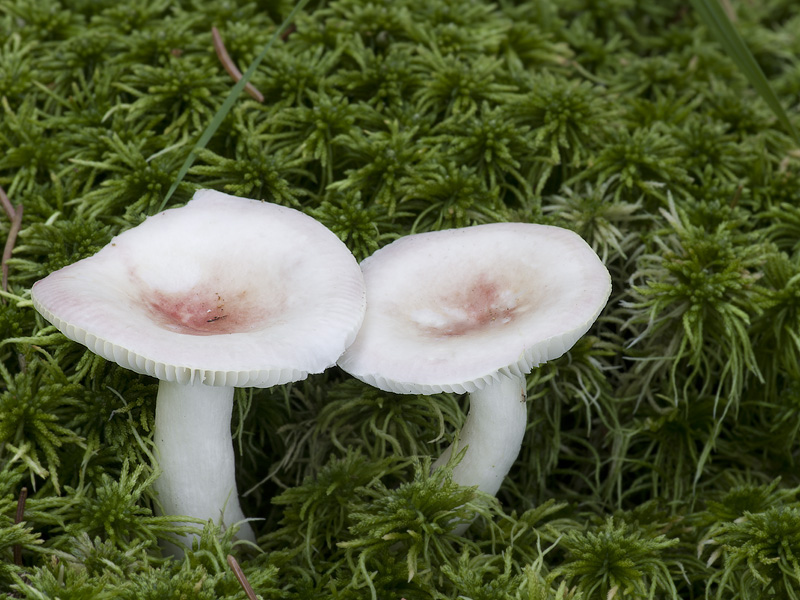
[338, 223, 611, 522]
[31, 189, 366, 554]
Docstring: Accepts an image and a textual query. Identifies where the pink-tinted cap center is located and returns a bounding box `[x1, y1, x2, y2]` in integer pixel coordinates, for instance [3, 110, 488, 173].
[410, 276, 522, 337]
[143, 287, 268, 336]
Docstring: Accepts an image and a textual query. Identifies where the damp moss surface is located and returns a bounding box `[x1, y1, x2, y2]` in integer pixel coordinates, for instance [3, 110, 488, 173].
[3, 0, 800, 598]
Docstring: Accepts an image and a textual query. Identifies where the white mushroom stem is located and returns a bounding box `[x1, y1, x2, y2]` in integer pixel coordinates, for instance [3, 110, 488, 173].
[152, 380, 255, 552]
[431, 374, 528, 496]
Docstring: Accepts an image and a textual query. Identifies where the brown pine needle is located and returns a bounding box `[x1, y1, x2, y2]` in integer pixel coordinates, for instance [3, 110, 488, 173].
[227, 554, 258, 600]
[280, 24, 297, 41]
[212, 27, 265, 103]
[1, 186, 23, 295]
[13, 487, 28, 566]
[0, 185, 14, 220]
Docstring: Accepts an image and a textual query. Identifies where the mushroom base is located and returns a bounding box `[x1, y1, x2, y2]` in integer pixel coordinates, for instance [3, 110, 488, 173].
[152, 380, 255, 555]
[431, 374, 527, 530]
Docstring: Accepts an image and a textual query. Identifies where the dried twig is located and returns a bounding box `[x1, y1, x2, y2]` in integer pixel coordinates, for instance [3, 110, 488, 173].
[227, 554, 258, 600]
[0, 185, 15, 220]
[280, 24, 297, 41]
[13, 487, 28, 566]
[212, 27, 265, 103]
[1, 186, 23, 295]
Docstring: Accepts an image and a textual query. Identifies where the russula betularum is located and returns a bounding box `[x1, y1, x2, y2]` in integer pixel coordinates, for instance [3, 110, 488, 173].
[338, 223, 611, 526]
[31, 189, 366, 554]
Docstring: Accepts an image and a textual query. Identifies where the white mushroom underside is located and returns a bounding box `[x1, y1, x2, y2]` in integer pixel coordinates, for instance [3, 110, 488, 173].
[31, 190, 367, 387]
[338, 223, 612, 394]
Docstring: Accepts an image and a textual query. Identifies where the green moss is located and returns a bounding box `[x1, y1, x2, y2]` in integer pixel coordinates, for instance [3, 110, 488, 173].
[3, 0, 800, 597]
[553, 517, 679, 599]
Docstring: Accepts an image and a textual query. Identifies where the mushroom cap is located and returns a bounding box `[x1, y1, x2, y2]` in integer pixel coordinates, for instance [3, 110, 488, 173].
[337, 223, 611, 395]
[32, 189, 366, 387]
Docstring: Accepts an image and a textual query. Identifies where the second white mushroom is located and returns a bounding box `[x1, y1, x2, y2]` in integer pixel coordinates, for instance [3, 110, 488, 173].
[338, 223, 611, 519]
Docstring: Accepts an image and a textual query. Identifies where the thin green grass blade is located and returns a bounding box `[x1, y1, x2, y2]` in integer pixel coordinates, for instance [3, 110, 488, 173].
[690, 0, 800, 146]
[156, 0, 311, 213]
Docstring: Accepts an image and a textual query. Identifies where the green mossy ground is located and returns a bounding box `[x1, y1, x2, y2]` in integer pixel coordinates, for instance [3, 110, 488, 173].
[2, 0, 800, 597]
